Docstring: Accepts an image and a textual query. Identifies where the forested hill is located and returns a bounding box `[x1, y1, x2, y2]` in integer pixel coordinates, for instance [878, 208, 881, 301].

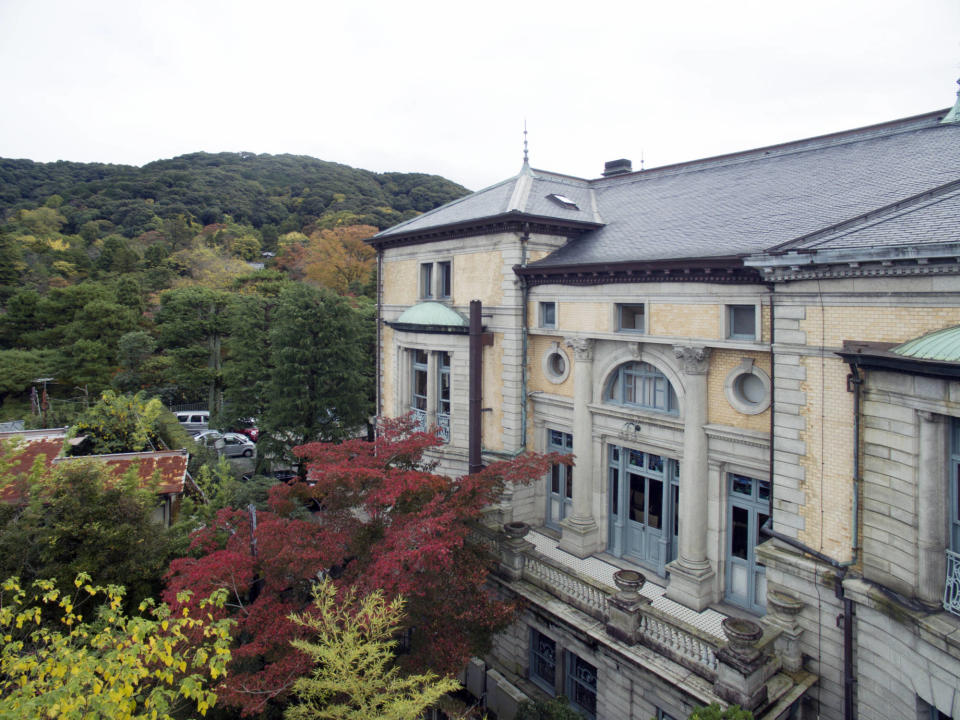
[0, 151, 469, 243]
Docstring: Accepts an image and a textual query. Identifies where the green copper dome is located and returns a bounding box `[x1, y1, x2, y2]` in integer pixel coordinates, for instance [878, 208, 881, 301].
[892, 325, 960, 362]
[395, 302, 467, 328]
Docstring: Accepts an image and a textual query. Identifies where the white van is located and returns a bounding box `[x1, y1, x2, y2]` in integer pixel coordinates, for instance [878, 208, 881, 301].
[175, 410, 210, 434]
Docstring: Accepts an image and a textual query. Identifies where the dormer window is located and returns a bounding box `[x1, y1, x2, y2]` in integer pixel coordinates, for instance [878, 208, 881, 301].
[546, 193, 579, 210]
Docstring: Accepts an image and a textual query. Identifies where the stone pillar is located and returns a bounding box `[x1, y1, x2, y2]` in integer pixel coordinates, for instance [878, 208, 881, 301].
[666, 345, 716, 611]
[917, 410, 946, 607]
[426, 351, 439, 429]
[606, 569, 651, 645]
[765, 589, 805, 672]
[499, 521, 533, 581]
[714, 618, 771, 713]
[559, 337, 601, 558]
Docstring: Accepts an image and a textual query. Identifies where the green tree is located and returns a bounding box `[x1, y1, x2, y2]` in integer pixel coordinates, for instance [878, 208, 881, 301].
[0, 457, 175, 608]
[0, 574, 232, 720]
[66, 390, 190, 457]
[262, 284, 371, 454]
[156, 287, 233, 412]
[285, 578, 459, 720]
[688, 704, 753, 719]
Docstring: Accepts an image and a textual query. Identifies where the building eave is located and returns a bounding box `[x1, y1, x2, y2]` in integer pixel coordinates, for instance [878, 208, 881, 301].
[837, 340, 960, 380]
[515, 256, 763, 287]
[367, 211, 603, 250]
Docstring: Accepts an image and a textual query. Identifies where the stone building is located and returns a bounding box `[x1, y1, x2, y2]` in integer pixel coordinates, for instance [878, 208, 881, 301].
[368, 86, 960, 719]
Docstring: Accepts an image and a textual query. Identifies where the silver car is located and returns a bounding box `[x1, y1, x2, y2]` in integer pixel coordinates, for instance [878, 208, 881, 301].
[193, 431, 256, 458]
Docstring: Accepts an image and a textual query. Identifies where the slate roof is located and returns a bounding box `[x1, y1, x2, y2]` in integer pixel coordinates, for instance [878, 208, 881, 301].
[374, 109, 960, 268]
[372, 164, 601, 241]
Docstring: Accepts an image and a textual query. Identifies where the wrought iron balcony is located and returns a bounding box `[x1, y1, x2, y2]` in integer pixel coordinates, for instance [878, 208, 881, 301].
[437, 413, 450, 443]
[945, 549, 960, 616]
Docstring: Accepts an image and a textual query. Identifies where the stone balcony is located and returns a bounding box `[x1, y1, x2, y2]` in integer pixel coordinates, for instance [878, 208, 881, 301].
[475, 522, 817, 719]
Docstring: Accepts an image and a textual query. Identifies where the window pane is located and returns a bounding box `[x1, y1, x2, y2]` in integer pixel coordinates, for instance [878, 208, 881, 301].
[541, 302, 556, 327]
[630, 474, 645, 523]
[420, 264, 433, 298]
[610, 468, 619, 515]
[551, 465, 560, 494]
[567, 654, 597, 717]
[565, 467, 573, 499]
[730, 305, 755, 338]
[648, 479, 663, 529]
[618, 303, 645, 332]
[530, 629, 556, 693]
[731, 506, 749, 560]
[438, 261, 452, 298]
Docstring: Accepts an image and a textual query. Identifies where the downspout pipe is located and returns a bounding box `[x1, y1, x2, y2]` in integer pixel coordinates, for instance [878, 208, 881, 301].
[375, 248, 383, 428]
[469, 300, 483, 474]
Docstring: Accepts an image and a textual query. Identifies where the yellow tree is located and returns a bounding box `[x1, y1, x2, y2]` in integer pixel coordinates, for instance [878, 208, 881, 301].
[0, 574, 233, 720]
[302, 225, 377, 295]
[285, 578, 459, 720]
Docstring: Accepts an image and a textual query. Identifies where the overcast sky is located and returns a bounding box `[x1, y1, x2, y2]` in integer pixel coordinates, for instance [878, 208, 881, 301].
[1, 0, 958, 191]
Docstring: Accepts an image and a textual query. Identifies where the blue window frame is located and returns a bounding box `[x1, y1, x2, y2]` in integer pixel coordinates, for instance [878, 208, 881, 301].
[411, 350, 428, 430]
[529, 628, 556, 694]
[546, 430, 573, 529]
[437, 352, 450, 443]
[605, 362, 677, 413]
[565, 652, 597, 718]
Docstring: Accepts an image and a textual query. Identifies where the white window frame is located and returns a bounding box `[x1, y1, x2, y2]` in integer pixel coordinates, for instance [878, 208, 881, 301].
[539, 301, 557, 329]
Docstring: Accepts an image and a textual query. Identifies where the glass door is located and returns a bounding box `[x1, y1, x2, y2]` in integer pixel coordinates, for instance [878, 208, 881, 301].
[546, 430, 573, 529]
[725, 473, 770, 614]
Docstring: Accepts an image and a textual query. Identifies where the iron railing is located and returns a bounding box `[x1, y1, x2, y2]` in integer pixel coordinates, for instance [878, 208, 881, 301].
[945, 549, 960, 616]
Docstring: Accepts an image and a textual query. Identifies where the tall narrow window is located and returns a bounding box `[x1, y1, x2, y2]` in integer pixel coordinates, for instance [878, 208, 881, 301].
[546, 430, 573, 529]
[540, 302, 556, 329]
[411, 350, 428, 430]
[565, 652, 597, 719]
[437, 261, 452, 299]
[437, 352, 451, 442]
[529, 629, 556, 695]
[420, 263, 433, 299]
[946, 420, 960, 616]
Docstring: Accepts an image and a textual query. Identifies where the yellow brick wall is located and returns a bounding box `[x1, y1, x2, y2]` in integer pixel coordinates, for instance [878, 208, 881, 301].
[649, 303, 722, 339]
[707, 350, 771, 431]
[799, 305, 960, 346]
[382, 259, 419, 306]
[380, 325, 396, 417]
[527, 335, 574, 397]
[455, 250, 504, 307]
[797, 355, 855, 557]
[557, 302, 610, 333]
[760, 303, 771, 344]
[483, 336, 504, 451]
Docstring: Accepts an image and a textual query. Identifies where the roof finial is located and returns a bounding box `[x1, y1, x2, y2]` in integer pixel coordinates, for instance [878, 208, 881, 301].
[941, 78, 960, 124]
[523, 119, 529, 165]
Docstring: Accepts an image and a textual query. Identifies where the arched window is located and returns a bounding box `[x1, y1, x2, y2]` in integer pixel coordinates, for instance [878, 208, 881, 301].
[605, 362, 678, 413]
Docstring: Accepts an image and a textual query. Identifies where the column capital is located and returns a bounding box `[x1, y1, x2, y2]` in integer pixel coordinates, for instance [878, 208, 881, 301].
[565, 337, 595, 362]
[673, 345, 711, 375]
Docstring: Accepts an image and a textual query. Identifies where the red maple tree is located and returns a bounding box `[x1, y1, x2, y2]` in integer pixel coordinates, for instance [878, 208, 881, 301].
[164, 417, 561, 716]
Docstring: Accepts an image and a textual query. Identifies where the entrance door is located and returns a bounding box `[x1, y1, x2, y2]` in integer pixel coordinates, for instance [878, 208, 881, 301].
[608, 445, 678, 576]
[546, 430, 573, 529]
[725, 473, 770, 614]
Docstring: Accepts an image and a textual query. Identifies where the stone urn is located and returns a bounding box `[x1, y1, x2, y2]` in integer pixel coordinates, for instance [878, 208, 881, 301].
[502, 521, 531, 541]
[721, 617, 764, 663]
[767, 590, 804, 621]
[613, 569, 646, 601]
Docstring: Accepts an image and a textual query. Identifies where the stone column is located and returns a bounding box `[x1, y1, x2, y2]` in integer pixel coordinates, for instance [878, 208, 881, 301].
[666, 345, 716, 611]
[426, 351, 439, 429]
[559, 337, 601, 558]
[917, 410, 946, 607]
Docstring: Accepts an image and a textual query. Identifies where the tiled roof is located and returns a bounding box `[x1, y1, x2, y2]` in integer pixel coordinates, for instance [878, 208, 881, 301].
[0, 429, 188, 501]
[374, 109, 960, 267]
[53, 450, 188, 495]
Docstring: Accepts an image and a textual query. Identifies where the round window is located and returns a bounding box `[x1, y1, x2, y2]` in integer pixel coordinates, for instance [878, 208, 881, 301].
[735, 372, 766, 405]
[724, 360, 771, 415]
[542, 346, 571, 384]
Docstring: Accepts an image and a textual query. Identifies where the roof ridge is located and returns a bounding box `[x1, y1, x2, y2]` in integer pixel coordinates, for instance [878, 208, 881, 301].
[589, 109, 948, 187]
[764, 177, 960, 254]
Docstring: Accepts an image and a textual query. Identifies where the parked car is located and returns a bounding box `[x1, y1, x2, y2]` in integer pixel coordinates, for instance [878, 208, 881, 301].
[221, 432, 256, 458]
[193, 429, 225, 451]
[232, 418, 260, 442]
[175, 410, 210, 435]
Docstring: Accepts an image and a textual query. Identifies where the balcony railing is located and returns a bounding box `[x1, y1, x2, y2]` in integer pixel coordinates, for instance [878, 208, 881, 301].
[945, 549, 960, 616]
[410, 407, 427, 432]
[484, 523, 721, 682]
[437, 413, 450, 443]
